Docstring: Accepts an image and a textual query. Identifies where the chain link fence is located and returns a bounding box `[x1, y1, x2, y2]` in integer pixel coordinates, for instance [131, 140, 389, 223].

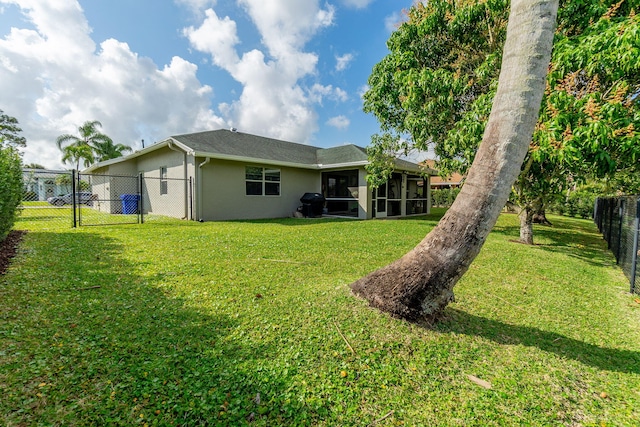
[21, 169, 79, 229]
[20, 169, 192, 229]
[594, 196, 640, 294]
[77, 172, 142, 226]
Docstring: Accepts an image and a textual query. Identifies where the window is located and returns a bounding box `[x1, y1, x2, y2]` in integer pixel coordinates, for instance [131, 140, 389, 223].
[245, 166, 280, 196]
[160, 167, 168, 195]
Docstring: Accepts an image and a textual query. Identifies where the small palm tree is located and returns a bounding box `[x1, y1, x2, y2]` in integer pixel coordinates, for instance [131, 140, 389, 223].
[93, 139, 132, 162]
[56, 120, 121, 170]
[59, 143, 95, 170]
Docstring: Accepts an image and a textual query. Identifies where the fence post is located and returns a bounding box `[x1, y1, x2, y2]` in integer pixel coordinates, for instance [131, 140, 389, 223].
[72, 170, 77, 228]
[616, 199, 625, 263]
[189, 176, 194, 221]
[607, 199, 615, 249]
[139, 173, 144, 225]
[630, 198, 639, 294]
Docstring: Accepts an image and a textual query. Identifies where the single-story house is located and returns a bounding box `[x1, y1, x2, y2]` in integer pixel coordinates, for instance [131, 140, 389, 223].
[83, 129, 436, 221]
[23, 168, 72, 201]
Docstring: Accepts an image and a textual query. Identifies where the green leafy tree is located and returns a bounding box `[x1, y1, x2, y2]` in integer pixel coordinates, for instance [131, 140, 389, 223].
[351, 0, 558, 320]
[363, 0, 640, 244]
[0, 109, 27, 149]
[24, 163, 45, 169]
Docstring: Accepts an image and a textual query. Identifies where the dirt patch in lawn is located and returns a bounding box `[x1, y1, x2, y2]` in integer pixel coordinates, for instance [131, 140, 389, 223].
[0, 230, 26, 275]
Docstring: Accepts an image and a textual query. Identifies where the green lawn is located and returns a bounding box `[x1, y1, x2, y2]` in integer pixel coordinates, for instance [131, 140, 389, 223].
[21, 201, 50, 207]
[2, 209, 639, 426]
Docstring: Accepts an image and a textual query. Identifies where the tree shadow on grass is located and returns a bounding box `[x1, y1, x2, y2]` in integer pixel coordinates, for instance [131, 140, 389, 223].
[428, 308, 640, 374]
[489, 215, 615, 269]
[1, 231, 314, 426]
[531, 224, 615, 269]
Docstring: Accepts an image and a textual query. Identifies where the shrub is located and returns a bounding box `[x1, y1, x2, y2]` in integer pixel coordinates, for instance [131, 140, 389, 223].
[0, 147, 23, 241]
[549, 189, 597, 219]
[431, 187, 460, 207]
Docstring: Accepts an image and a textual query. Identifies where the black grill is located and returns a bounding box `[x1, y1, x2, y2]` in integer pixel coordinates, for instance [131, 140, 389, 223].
[300, 192, 325, 218]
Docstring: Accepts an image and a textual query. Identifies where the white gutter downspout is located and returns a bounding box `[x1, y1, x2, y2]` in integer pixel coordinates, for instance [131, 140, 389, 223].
[167, 141, 189, 219]
[197, 157, 211, 221]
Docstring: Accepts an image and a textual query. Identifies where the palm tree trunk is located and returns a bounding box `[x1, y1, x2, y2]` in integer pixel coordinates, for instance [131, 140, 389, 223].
[350, 0, 559, 321]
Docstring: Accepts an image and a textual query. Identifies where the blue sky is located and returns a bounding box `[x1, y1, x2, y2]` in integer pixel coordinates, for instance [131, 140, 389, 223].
[0, 0, 417, 168]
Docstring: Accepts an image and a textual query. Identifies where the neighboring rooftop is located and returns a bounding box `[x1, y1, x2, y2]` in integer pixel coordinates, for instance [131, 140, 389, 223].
[423, 160, 464, 187]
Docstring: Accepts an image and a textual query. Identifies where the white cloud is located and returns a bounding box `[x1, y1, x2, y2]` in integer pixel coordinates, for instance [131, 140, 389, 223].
[341, 0, 374, 9]
[335, 53, 353, 71]
[334, 87, 349, 102]
[0, 0, 225, 168]
[183, 9, 240, 68]
[385, 11, 404, 33]
[185, 1, 336, 143]
[308, 84, 349, 105]
[174, 0, 216, 12]
[327, 115, 350, 130]
[358, 84, 369, 99]
[239, 0, 335, 54]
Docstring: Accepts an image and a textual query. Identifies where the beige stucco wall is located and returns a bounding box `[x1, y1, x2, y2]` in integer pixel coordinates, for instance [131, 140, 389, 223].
[198, 158, 320, 221]
[87, 147, 189, 218]
[359, 168, 370, 219]
[85, 146, 433, 222]
[137, 147, 189, 219]
[88, 161, 138, 214]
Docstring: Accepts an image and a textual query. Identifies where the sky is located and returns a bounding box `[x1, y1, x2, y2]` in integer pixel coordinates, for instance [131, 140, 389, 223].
[0, 0, 419, 169]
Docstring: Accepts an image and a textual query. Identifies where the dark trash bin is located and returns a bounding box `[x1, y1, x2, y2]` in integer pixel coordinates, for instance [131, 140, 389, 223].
[300, 192, 325, 218]
[120, 194, 140, 214]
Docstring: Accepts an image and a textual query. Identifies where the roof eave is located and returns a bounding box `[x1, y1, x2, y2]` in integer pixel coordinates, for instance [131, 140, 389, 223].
[82, 139, 192, 173]
[193, 151, 321, 170]
[317, 161, 369, 169]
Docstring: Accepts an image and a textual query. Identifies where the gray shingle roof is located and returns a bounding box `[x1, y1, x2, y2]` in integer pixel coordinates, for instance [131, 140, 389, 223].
[85, 128, 433, 174]
[171, 129, 432, 174]
[172, 129, 320, 165]
[316, 145, 368, 165]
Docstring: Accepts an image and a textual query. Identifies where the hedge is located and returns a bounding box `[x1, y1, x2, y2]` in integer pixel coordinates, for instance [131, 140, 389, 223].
[0, 146, 23, 241]
[431, 187, 460, 207]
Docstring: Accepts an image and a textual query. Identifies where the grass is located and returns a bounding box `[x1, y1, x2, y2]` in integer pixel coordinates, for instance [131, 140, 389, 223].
[1, 208, 639, 426]
[18, 204, 145, 227]
[21, 201, 50, 207]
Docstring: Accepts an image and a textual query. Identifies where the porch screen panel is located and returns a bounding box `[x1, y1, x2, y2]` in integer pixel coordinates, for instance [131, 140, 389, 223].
[322, 169, 359, 217]
[406, 176, 428, 215]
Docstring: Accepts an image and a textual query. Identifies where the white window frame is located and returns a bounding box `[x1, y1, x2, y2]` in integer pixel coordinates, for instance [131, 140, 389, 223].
[160, 166, 168, 195]
[245, 166, 281, 196]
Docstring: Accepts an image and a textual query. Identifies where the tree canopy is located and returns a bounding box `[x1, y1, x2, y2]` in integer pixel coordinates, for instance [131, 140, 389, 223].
[363, 0, 640, 243]
[24, 163, 46, 169]
[0, 110, 27, 149]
